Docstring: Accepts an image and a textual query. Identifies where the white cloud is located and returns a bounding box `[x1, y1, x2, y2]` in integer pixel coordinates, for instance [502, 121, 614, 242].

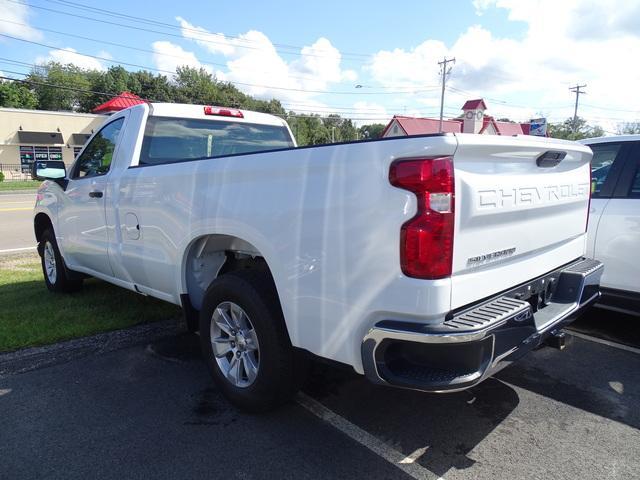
[151, 41, 213, 75]
[366, 0, 640, 130]
[176, 16, 235, 56]
[35, 48, 107, 71]
[174, 18, 356, 103]
[0, 0, 42, 41]
[350, 101, 389, 126]
[97, 50, 113, 61]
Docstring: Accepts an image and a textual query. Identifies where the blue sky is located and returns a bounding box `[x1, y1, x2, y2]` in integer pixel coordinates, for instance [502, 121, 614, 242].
[1, 0, 639, 131]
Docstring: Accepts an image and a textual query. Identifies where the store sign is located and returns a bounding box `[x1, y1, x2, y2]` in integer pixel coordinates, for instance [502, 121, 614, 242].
[48, 147, 63, 161]
[20, 146, 35, 173]
[530, 118, 547, 136]
[20, 146, 65, 172]
[34, 146, 49, 160]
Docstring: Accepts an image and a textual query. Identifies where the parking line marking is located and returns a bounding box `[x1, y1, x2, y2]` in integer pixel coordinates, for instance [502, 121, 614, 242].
[568, 330, 640, 355]
[0, 247, 36, 254]
[400, 447, 430, 464]
[0, 207, 32, 212]
[296, 393, 441, 480]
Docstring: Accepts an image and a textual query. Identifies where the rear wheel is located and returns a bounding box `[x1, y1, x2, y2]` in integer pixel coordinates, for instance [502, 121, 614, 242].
[199, 268, 301, 412]
[39, 229, 83, 293]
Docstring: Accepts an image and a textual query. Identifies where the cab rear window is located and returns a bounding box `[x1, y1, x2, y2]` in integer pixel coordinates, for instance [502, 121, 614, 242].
[139, 116, 294, 166]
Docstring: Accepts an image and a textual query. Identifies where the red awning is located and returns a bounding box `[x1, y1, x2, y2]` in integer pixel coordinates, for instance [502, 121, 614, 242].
[92, 91, 146, 113]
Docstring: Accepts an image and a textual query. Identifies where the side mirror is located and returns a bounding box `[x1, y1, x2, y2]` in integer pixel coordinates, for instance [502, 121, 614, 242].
[32, 160, 66, 181]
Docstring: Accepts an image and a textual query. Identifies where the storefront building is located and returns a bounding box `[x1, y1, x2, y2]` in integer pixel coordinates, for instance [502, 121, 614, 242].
[0, 108, 106, 178]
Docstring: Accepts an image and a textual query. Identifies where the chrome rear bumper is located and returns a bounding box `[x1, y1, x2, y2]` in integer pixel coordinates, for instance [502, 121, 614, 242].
[361, 258, 603, 392]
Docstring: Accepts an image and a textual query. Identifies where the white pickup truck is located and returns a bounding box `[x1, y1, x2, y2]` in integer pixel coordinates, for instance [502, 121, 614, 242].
[33, 103, 602, 411]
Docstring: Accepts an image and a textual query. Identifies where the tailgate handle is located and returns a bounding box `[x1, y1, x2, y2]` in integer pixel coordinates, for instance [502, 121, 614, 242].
[536, 150, 566, 168]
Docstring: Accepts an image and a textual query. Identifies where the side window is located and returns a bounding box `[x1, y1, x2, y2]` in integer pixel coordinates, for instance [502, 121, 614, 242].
[590, 142, 622, 197]
[73, 118, 124, 179]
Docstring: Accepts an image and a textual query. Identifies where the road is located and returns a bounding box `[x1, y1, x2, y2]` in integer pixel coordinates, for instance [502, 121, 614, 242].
[0, 193, 36, 252]
[1, 322, 638, 480]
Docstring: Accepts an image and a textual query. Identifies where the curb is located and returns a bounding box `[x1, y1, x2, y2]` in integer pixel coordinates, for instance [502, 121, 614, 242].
[0, 247, 37, 256]
[0, 319, 180, 377]
[0, 189, 38, 195]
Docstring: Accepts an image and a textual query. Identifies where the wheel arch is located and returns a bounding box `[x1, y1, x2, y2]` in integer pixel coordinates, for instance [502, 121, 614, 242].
[180, 233, 283, 314]
[34, 212, 53, 245]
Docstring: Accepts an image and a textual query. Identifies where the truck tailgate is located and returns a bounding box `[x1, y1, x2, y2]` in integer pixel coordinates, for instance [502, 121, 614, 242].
[450, 134, 592, 309]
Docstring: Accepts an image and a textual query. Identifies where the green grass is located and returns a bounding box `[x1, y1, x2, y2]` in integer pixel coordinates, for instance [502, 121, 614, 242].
[0, 253, 182, 352]
[0, 180, 41, 191]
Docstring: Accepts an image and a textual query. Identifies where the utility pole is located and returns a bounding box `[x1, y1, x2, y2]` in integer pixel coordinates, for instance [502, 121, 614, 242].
[569, 84, 586, 133]
[331, 126, 335, 143]
[438, 57, 455, 133]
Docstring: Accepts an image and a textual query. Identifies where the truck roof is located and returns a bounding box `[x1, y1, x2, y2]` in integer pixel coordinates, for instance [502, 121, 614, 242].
[579, 134, 640, 145]
[147, 102, 288, 128]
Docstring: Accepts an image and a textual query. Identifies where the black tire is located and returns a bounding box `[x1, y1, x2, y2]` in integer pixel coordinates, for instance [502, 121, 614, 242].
[39, 228, 83, 293]
[199, 268, 301, 412]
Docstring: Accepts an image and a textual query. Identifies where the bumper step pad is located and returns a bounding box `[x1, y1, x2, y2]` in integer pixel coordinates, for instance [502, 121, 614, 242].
[444, 297, 530, 330]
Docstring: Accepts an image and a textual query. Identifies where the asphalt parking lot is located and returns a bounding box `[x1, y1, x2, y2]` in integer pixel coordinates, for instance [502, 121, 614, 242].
[1, 309, 639, 480]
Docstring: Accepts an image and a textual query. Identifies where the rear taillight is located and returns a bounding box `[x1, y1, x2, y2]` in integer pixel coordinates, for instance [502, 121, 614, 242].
[204, 106, 244, 118]
[389, 157, 455, 279]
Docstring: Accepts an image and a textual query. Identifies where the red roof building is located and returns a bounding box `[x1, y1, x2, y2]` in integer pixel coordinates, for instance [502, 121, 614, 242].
[461, 98, 488, 110]
[382, 98, 532, 138]
[381, 116, 462, 137]
[92, 91, 146, 114]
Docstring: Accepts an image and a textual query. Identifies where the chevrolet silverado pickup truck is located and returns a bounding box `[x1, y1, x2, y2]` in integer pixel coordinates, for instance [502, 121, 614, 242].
[33, 102, 603, 411]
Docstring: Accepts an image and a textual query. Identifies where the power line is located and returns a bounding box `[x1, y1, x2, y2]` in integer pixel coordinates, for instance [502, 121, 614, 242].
[0, 73, 148, 100]
[0, 36, 438, 96]
[580, 103, 640, 114]
[0, 19, 356, 85]
[46, 0, 372, 59]
[0, 61, 454, 117]
[446, 86, 553, 110]
[0, 73, 399, 123]
[0, 69, 442, 119]
[5, 72, 635, 126]
[0, 19, 447, 92]
[7, 0, 368, 62]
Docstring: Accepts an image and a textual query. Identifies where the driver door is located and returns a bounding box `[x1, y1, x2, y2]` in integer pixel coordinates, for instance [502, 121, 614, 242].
[58, 117, 125, 276]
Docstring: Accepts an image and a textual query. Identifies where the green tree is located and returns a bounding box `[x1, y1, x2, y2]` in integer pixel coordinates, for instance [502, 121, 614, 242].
[27, 62, 92, 111]
[358, 123, 385, 139]
[548, 117, 604, 140]
[337, 118, 357, 142]
[79, 66, 143, 112]
[173, 66, 222, 105]
[245, 97, 286, 116]
[130, 70, 175, 103]
[617, 122, 640, 135]
[0, 80, 37, 109]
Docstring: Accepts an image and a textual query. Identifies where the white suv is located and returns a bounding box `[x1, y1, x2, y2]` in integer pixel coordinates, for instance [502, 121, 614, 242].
[582, 135, 640, 315]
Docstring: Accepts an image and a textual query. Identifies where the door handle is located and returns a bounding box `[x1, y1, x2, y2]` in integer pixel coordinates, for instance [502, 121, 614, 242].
[89, 191, 103, 198]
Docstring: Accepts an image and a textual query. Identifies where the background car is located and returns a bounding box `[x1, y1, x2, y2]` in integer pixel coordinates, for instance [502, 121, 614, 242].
[581, 135, 640, 315]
